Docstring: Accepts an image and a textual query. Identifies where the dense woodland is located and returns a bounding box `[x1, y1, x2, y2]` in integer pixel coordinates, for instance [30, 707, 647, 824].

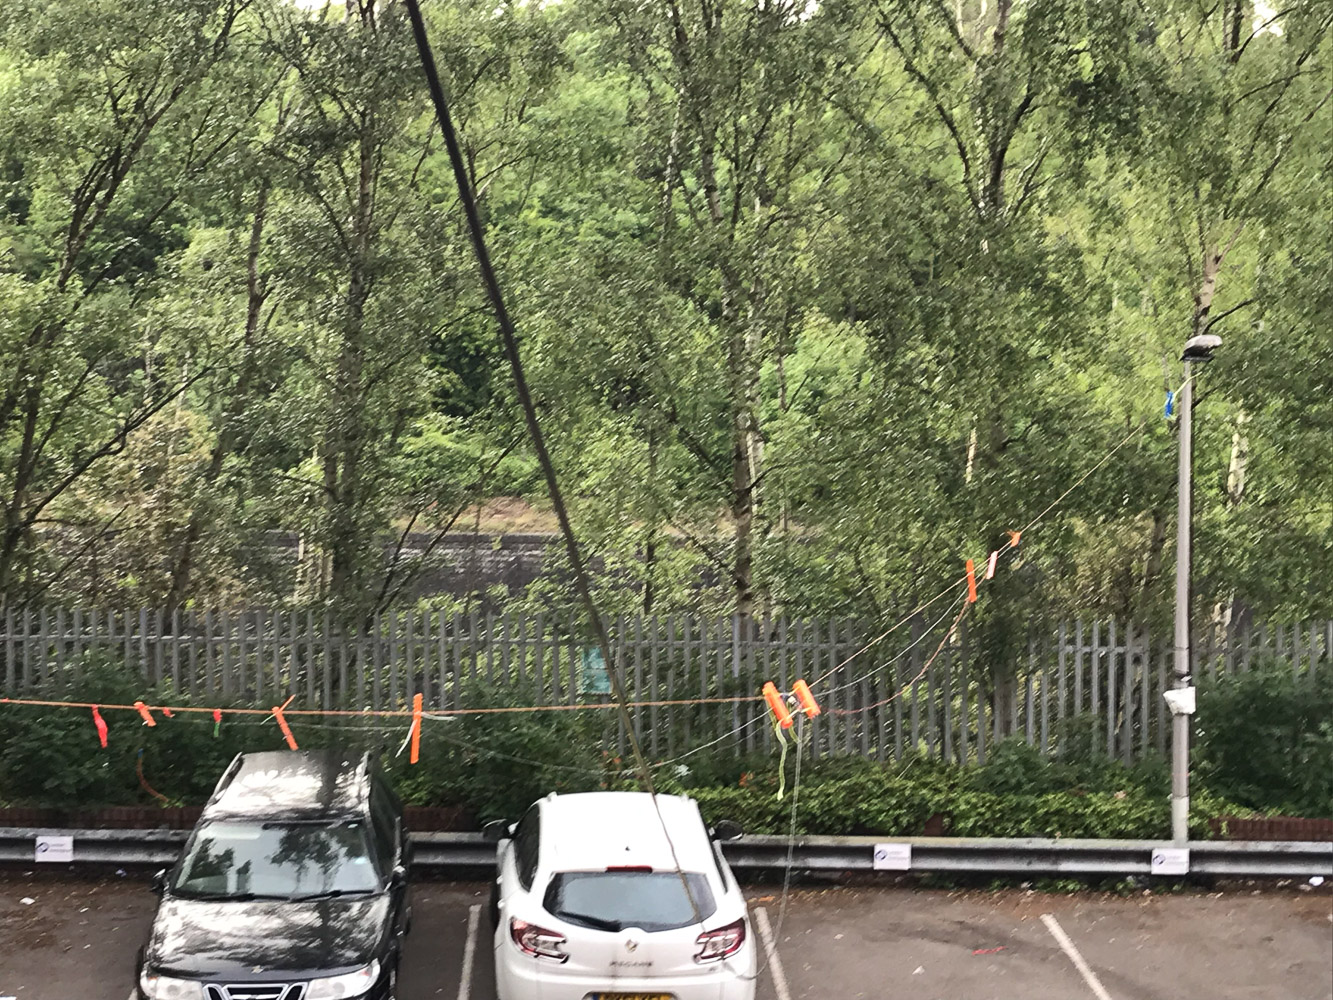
[0, 0, 1329, 635]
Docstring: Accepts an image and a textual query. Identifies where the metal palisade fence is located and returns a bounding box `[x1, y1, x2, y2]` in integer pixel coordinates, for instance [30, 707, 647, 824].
[1, 608, 1329, 765]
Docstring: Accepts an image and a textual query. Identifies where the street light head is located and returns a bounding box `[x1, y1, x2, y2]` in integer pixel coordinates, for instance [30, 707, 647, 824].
[1182, 334, 1222, 362]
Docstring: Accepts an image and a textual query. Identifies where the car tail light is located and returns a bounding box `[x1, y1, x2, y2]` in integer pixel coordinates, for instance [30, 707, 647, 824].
[510, 917, 569, 962]
[694, 916, 746, 963]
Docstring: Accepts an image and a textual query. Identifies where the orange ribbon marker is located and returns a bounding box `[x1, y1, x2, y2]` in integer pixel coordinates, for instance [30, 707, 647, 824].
[91, 705, 108, 748]
[762, 681, 794, 729]
[1007, 530, 1022, 547]
[272, 705, 299, 750]
[965, 559, 978, 603]
[985, 550, 999, 580]
[410, 693, 423, 765]
[791, 679, 821, 719]
[134, 701, 157, 727]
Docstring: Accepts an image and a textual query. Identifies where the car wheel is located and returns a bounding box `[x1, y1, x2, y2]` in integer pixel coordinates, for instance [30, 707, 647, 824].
[404, 903, 413, 935]
[384, 959, 399, 1000]
[488, 880, 500, 929]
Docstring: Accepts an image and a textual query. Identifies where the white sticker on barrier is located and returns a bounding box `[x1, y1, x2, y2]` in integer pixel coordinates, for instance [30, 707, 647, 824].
[873, 843, 912, 871]
[1150, 847, 1189, 875]
[35, 835, 74, 863]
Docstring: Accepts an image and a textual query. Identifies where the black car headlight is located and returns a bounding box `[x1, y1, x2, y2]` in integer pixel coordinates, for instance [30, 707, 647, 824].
[305, 961, 380, 1000]
[138, 969, 204, 1000]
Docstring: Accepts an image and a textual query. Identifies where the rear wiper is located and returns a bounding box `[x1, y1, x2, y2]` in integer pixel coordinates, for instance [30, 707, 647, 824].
[557, 911, 622, 932]
[287, 888, 378, 903]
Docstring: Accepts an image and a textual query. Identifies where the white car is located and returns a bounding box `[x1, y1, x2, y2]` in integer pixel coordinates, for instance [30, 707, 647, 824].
[487, 791, 757, 1000]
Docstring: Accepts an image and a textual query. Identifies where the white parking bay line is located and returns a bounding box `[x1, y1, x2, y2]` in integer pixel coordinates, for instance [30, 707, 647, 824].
[1041, 913, 1113, 1000]
[457, 903, 481, 1000]
[753, 906, 793, 1000]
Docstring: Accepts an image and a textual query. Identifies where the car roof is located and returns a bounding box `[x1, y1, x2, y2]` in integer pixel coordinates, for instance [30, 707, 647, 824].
[202, 749, 372, 821]
[538, 792, 717, 874]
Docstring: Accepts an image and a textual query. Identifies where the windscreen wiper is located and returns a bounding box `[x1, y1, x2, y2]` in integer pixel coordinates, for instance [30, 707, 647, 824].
[287, 888, 378, 902]
[177, 891, 290, 902]
[262, 820, 348, 828]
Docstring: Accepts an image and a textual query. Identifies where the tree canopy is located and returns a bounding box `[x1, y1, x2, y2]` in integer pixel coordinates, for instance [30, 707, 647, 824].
[0, 0, 1328, 629]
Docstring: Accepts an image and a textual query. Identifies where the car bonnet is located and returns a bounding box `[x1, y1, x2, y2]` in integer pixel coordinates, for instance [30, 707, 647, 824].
[147, 894, 390, 979]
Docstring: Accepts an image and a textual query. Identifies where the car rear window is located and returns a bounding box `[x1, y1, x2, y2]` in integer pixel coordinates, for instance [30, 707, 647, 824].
[543, 871, 716, 932]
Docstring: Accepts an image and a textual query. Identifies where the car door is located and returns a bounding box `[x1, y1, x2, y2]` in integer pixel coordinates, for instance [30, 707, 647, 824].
[493, 803, 540, 940]
[370, 774, 410, 940]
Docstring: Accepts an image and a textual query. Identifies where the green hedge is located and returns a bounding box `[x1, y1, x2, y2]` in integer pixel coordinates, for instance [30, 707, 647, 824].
[0, 653, 1298, 840]
[0, 654, 614, 818]
[1195, 663, 1333, 818]
[686, 766, 1247, 841]
[0, 656, 261, 807]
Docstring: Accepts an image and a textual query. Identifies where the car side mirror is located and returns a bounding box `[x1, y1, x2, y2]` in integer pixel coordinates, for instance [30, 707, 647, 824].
[481, 819, 510, 843]
[150, 869, 167, 896]
[711, 820, 744, 842]
[390, 864, 408, 888]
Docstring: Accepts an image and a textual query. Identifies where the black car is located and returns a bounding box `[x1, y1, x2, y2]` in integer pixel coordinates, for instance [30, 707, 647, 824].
[136, 749, 411, 1000]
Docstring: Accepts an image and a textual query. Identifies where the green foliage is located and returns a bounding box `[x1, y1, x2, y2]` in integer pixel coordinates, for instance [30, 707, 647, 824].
[1195, 665, 1333, 818]
[393, 686, 609, 822]
[0, 653, 263, 807]
[0, 651, 391, 809]
[0, 659, 1277, 841]
[690, 750, 1247, 840]
[971, 726, 1172, 799]
[0, 655, 144, 807]
[0, 0, 1328, 631]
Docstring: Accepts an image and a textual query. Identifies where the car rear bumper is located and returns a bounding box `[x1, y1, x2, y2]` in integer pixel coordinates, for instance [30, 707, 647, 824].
[497, 953, 756, 1000]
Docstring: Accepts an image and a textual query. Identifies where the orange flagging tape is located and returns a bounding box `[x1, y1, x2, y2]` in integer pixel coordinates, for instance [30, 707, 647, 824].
[91, 705, 108, 747]
[410, 693, 423, 765]
[272, 705, 299, 750]
[762, 681, 794, 729]
[792, 679, 821, 718]
[986, 550, 999, 580]
[134, 701, 157, 727]
[1007, 529, 1022, 547]
[965, 559, 978, 603]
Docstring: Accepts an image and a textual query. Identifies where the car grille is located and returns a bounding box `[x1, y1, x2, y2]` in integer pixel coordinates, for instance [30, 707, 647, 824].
[204, 985, 306, 1000]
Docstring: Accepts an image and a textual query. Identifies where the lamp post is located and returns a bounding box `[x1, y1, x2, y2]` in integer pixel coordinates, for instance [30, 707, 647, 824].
[1171, 333, 1221, 845]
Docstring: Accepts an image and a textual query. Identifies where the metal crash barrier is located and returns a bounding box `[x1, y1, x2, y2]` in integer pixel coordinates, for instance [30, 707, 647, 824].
[1, 828, 1329, 878]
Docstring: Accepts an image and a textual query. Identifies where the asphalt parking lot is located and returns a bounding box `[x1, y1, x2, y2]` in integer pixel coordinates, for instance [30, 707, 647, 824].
[0, 873, 1328, 1000]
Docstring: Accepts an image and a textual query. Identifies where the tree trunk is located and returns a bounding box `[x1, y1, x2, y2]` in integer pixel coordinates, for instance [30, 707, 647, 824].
[992, 667, 1017, 739]
[1226, 409, 1249, 506]
[327, 91, 377, 613]
[730, 318, 756, 618]
[1140, 506, 1168, 607]
[164, 184, 271, 613]
[1212, 409, 1249, 632]
[1193, 246, 1223, 337]
[643, 430, 658, 615]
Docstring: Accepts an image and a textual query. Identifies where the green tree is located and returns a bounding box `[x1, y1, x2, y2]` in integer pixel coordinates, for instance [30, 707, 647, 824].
[0, 0, 268, 603]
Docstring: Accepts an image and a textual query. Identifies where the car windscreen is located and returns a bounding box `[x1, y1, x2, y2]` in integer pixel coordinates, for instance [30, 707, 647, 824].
[170, 820, 381, 900]
[543, 871, 716, 932]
